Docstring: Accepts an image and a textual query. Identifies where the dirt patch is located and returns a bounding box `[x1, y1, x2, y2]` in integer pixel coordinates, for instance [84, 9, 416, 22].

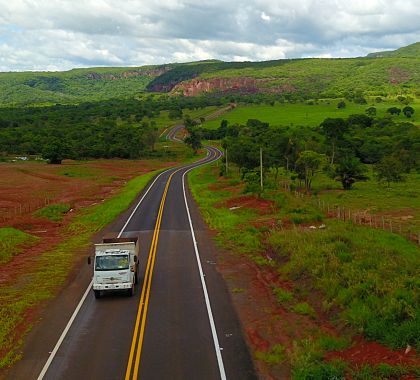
[325, 336, 420, 368]
[222, 195, 276, 215]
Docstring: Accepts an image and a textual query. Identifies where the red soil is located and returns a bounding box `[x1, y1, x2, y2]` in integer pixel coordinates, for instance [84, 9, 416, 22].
[222, 195, 276, 214]
[325, 337, 420, 368]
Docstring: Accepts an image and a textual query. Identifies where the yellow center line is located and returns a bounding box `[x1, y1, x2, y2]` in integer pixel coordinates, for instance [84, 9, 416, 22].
[125, 169, 180, 380]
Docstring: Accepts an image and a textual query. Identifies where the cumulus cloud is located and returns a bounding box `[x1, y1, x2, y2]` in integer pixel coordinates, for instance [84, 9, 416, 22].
[0, 0, 418, 71]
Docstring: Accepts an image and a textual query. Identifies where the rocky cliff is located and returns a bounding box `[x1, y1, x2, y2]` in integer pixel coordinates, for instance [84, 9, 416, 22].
[172, 77, 261, 96]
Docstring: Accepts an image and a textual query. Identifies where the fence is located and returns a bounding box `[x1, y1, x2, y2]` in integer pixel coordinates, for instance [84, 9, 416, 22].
[0, 197, 51, 223]
[278, 180, 420, 245]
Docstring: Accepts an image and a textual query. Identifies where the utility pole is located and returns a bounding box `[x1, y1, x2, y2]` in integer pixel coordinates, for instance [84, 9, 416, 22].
[260, 146, 263, 190]
[225, 148, 228, 175]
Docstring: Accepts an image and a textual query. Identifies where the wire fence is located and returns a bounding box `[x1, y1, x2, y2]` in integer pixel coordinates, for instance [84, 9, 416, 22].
[278, 180, 420, 245]
[0, 197, 51, 223]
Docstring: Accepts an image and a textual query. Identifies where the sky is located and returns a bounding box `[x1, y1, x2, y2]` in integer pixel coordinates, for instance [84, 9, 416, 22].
[0, 0, 419, 71]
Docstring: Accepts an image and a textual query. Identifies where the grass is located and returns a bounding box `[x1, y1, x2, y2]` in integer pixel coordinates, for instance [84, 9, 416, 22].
[290, 338, 347, 380]
[269, 220, 420, 350]
[188, 166, 263, 256]
[314, 170, 420, 232]
[188, 158, 420, 378]
[292, 303, 317, 319]
[35, 203, 71, 222]
[201, 100, 420, 130]
[0, 228, 38, 264]
[0, 167, 165, 369]
[255, 344, 286, 365]
[273, 287, 294, 303]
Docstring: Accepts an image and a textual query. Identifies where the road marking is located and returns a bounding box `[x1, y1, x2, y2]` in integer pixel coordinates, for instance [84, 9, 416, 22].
[125, 169, 177, 380]
[181, 147, 227, 380]
[36, 280, 93, 380]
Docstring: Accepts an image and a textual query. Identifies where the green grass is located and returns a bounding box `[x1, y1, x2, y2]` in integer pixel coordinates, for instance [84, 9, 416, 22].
[0, 228, 38, 264]
[273, 287, 294, 303]
[290, 338, 347, 380]
[315, 171, 420, 228]
[269, 220, 420, 350]
[0, 167, 166, 368]
[35, 203, 71, 222]
[188, 165, 264, 256]
[201, 100, 420, 129]
[292, 302, 317, 319]
[255, 344, 286, 365]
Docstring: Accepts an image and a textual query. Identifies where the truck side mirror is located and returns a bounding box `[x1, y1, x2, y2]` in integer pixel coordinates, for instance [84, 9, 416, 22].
[133, 256, 138, 263]
[87, 256, 91, 265]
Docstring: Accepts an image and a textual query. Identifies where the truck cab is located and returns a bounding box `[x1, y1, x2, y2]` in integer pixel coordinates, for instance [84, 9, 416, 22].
[89, 236, 139, 299]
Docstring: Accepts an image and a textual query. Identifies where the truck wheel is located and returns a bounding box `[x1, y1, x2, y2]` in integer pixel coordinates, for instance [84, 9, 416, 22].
[94, 290, 101, 299]
[127, 286, 134, 297]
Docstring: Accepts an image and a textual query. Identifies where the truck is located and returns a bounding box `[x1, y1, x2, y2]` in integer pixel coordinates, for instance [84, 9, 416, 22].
[88, 235, 139, 299]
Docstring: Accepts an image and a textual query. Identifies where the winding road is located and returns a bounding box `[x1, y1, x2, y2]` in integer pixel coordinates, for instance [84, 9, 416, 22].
[6, 127, 256, 380]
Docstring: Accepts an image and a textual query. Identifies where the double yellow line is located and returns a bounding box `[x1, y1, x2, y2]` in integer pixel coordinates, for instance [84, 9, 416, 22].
[125, 170, 178, 380]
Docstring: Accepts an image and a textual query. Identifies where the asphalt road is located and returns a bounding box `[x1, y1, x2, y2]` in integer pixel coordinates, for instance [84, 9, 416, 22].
[6, 133, 256, 380]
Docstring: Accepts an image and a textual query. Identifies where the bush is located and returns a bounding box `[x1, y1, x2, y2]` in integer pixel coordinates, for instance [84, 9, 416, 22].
[292, 302, 317, 319]
[35, 203, 71, 222]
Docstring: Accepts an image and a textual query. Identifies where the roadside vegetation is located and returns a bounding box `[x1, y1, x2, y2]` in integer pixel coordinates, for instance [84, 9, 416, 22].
[0, 228, 38, 264]
[189, 160, 420, 379]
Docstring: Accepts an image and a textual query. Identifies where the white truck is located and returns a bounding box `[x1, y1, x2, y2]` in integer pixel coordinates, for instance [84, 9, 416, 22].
[88, 235, 139, 299]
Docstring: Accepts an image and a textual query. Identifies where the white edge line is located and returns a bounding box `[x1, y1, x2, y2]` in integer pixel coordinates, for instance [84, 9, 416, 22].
[36, 280, 93, 380]
[182, 147, 227, 380]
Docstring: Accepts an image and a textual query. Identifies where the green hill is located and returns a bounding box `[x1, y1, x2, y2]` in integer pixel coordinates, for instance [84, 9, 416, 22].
[367, 42, 420, 58]
[0, 43, 419, 106]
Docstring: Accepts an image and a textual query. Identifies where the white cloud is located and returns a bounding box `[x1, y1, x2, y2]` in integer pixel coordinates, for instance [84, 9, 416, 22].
[0, 0, 418, 70]
[261, 12, 271, 22]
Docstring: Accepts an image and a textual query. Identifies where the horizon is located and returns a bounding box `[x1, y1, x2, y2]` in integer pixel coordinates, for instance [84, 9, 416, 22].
[1, 42, 418, 74]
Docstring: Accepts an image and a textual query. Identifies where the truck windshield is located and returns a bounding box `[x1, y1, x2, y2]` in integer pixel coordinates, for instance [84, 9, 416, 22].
[95, 255, 129, 271]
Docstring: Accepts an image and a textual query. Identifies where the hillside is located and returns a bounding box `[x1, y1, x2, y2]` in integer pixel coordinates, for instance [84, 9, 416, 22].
[0, 43, 419, 106]
[367, 42, 420, 58]
[0, 65, 170, 106]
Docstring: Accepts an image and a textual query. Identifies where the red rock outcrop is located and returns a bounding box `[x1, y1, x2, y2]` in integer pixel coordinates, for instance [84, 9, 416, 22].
[172, 77, 260, 96]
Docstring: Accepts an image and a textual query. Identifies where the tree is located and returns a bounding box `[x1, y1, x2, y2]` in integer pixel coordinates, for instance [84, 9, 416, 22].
[387, 107, 401, 116]
[337, 100, 346, 109]
[295, 150, 325, 191]
[374, 156, 405, 187]
[319, 118, 348, 164]
[402, 106, 415, 118]
[366, 107, 377, 117]
[42, 138, 69, 164]
[184, 130, 202, 154]
[333, 156, 368, 190]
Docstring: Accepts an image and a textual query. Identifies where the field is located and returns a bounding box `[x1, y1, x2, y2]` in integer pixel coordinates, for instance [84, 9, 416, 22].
[188, 160, 420, 379]
[201, 99, 420, 129]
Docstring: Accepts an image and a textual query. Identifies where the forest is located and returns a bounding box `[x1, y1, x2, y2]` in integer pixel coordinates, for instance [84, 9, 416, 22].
[0, 96, 224, 163]
[196, 113, 419, 191]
